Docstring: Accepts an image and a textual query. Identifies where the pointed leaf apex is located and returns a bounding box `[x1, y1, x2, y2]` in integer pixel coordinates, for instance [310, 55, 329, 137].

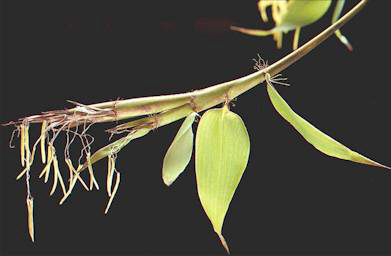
[162, 177, 173, 187]
[351, 152, 391, 170]
[218, 233, 230, 254]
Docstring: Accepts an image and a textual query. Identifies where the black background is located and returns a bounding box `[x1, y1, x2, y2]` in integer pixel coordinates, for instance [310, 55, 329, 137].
[2, 0, 391, 255]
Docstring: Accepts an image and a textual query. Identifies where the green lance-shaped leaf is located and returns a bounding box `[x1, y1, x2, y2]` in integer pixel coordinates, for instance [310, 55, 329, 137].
[266, 80, 389, 169]
[162, 112, 196, 186]
[195, 106, 250, 253]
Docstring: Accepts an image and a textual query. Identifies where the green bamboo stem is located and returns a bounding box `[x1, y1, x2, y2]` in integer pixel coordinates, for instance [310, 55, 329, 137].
[108, 0, 368, 131]
[7, 0, 367, 128]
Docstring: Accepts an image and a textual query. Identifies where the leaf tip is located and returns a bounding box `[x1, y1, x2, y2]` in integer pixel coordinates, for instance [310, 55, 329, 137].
[218, 233, 230, 254]
[351, 152, 391, 170]
[162, 175, 173, 187]
[372, 162, 391, 170]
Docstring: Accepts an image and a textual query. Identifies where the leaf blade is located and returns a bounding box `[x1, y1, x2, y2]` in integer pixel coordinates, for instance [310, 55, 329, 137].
[266, 83, 389, 169]
[162, 112, 196, 186]
[195, 107, 250, 251]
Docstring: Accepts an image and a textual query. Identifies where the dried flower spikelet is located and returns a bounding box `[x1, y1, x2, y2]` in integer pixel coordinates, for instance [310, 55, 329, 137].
[65, 158, 89, 191]
[44, 145, 54, 183]
[26, 197, 34, 242]
[59, 164, 82, 205]
[16, 128, 36, 180]
[55, 156, 67, 195]
[105, 171, 120, 214]
[39, 144, 52, 179]
[30, 146, 36, 166]
[39, 144, 53, 183]
[65, 158, 74, 183]
[107, 155, 112, 196]
[87, 152, 99, 190]
[107, 155, 115, 196]
[50, 156, 59, 196]
[40, 120, 47, 164]
[16, 166, 29, 180]
[75, 172, 89, 191]
[20, 124, 25, 167]
[25, 125, 30, 168]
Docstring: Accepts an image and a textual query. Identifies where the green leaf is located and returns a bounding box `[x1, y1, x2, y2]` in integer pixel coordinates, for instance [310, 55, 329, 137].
[162, 112, 196, 186]
[195, 106, 250, 253]
[266, 82, 389, 169]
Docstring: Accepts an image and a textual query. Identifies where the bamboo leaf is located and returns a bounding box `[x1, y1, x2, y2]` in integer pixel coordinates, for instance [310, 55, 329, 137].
[195, 106, 250, 253]
[162, 112, 196, 186]
[266, 81, 389, 169]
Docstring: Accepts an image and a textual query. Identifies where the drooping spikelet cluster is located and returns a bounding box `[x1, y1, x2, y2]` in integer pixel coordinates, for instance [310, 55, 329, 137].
[14, 105, 123, 242]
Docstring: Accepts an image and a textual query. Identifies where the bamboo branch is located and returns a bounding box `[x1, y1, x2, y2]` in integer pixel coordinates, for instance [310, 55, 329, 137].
[91, 0, 368, 122]
[3, 0, 368, 128]
[107, 0, 368, 132]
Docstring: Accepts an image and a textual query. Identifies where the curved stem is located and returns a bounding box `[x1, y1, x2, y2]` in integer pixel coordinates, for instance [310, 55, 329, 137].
[7, 0, 368, 127]
[90, 0, 368, 123]
[107, 0, 368, 131]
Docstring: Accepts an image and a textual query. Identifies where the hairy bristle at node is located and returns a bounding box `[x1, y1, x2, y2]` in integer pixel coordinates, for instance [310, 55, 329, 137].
[253, 53, 290, 87]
